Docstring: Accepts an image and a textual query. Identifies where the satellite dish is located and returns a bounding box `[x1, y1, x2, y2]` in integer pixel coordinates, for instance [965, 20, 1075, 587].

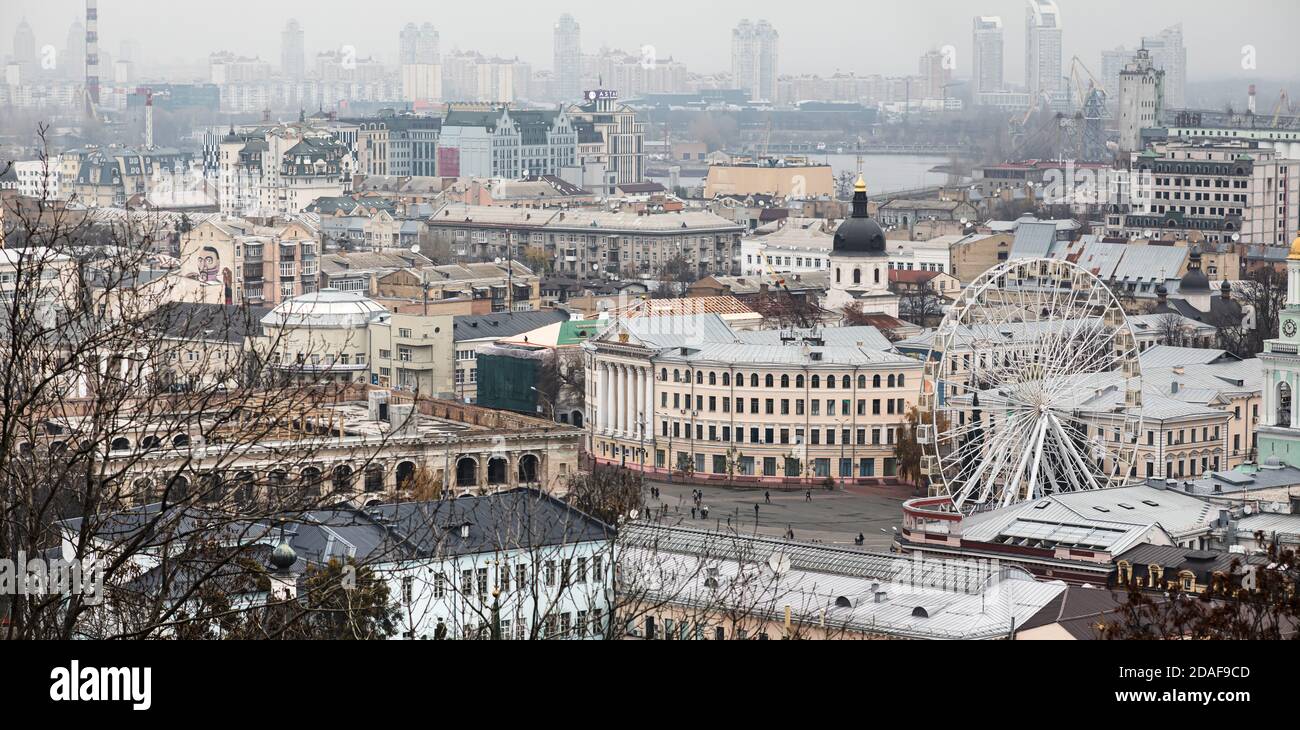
[409, 244, 420, 254]
[1232, 233, 1241, 242]
[959, 218, 968, 225]
[767, 552, 791, 575]
[1243, 505, 1254, 515]
[628, 509, 639, 521]
[1142, 230, 1153, 239]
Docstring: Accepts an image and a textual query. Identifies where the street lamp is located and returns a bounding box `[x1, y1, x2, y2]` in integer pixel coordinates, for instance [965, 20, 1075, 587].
[530, 386, 556, 422]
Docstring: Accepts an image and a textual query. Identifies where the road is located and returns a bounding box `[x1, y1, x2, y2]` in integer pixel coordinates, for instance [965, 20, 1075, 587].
[644, 479, 917, 551]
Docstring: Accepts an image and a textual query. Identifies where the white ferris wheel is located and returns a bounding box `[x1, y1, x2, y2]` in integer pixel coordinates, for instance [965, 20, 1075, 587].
[918, 258, 1144, 514]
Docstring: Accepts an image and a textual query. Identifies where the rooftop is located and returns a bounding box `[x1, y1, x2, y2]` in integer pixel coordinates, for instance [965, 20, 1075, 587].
[619, 524, 1066, 640]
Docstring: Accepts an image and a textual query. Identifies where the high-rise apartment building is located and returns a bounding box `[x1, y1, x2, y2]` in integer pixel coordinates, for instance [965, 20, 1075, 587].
[1141, 24, 1186, 110]
[281, 19, 305, 79]
[731, 19, 778, 103]
[553, 14, 581, 103]
[64, 20, 85, 81]
[972, 16, 1004, 94]
[13, 18, 36, 67]
[1024, 0, 1063, 97]
[400, 22, 440, 65]
[918, 50, 952, 100]
[1100, 46, 1130, 112]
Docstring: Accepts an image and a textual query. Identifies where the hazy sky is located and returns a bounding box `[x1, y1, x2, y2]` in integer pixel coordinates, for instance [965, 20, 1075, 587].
[4, 0, 1298, 82]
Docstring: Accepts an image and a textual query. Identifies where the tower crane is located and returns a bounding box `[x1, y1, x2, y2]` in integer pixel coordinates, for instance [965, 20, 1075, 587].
[1272, 90, 1294, 128]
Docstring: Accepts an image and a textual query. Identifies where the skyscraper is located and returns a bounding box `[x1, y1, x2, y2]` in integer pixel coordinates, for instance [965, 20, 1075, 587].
[731, 19, 778, 102]
[972, 16, 1004, 94]
[1100, 46, 1131, 110]
[64, 19, 85, 81]
[1141, 24, 1186, 109]
[281, 19, 305, 79]
[418, 23, 440, 65]
[553, 14, 581, 102]
[13, 18, 36, 67]
[1024, 0, 1063, 97]
[399, 23, 439, 66]
[399, 23, 419, 65]
[919, 50, 952, 100]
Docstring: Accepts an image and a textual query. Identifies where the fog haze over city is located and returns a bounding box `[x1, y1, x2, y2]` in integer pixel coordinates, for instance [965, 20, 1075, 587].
[7, 0, 1300, 665]
[3, 0, 1297, 82]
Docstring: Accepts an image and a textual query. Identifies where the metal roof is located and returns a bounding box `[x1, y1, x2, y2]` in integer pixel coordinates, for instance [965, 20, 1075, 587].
[619, 524, 1066, 640]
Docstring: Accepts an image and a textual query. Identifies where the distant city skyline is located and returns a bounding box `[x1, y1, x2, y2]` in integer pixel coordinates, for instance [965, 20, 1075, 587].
[1, 0, 1297, 83]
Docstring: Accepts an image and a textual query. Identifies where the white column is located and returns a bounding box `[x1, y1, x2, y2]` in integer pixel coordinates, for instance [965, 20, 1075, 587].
[633, 366, 644, 438]
[604, 363, 615, 435]
[624, 361, 634, 433]
[608, 363, 619, 436]
[646, 366, 655, 441]
[597, 362, 606, 434]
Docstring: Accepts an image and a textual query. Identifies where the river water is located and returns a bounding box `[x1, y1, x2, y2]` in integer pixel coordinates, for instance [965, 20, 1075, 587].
[650, 153, 960, 195]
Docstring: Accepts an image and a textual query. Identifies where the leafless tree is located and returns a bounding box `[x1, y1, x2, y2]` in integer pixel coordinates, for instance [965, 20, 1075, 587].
[653, 254, 696, 299]
[1216, 267, 1285, 359]
[0, 127, 411, 639]
[894, 284, 948, 328]
[1102, 537, 1300, 640]
[1153, 312, 1190, 347]
[536, 349, 586, 423]
[749, 289, 827, 330]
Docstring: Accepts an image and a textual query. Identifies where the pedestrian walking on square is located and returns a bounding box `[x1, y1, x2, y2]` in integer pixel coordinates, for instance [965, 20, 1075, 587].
[805, 489, 811, 502]
[765, 490, 770, 504]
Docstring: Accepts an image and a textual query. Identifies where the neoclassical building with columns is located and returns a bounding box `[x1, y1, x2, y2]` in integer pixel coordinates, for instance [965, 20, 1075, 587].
[583, 314, 924, 483]
[40, 386, 582, 508]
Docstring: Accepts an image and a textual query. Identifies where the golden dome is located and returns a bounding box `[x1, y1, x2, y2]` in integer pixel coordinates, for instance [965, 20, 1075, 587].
[854, 175, 867, 194]
[1291, 235, 1300, 261]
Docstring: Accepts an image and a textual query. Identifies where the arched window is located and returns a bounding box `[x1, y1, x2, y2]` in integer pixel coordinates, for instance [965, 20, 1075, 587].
[673, 369, 681, 382]
[853, 268, 862, 285]
[660, 368, 667, 381]
[857, 375, 866, 389]
[1279, 382, 1293, 428]
[695, 370, 703, 385]
[842, 375, 850, 389]
[898, 374, 906, 388]
[722, 372, 731, 386]
[888, 375, 896, 388]
[874, 268, 881, 284]
[765, 374, 774, 388]
[796, 375, 805, 388]
[873, 374, 882, 388]
[835, 268, 841, 283]
[780, 375, 790, 388]
[750, 374, 759, 388]
[811, 375, 820, 388]
[709, 372, 717, 385]
[827, 375, 836, 389]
